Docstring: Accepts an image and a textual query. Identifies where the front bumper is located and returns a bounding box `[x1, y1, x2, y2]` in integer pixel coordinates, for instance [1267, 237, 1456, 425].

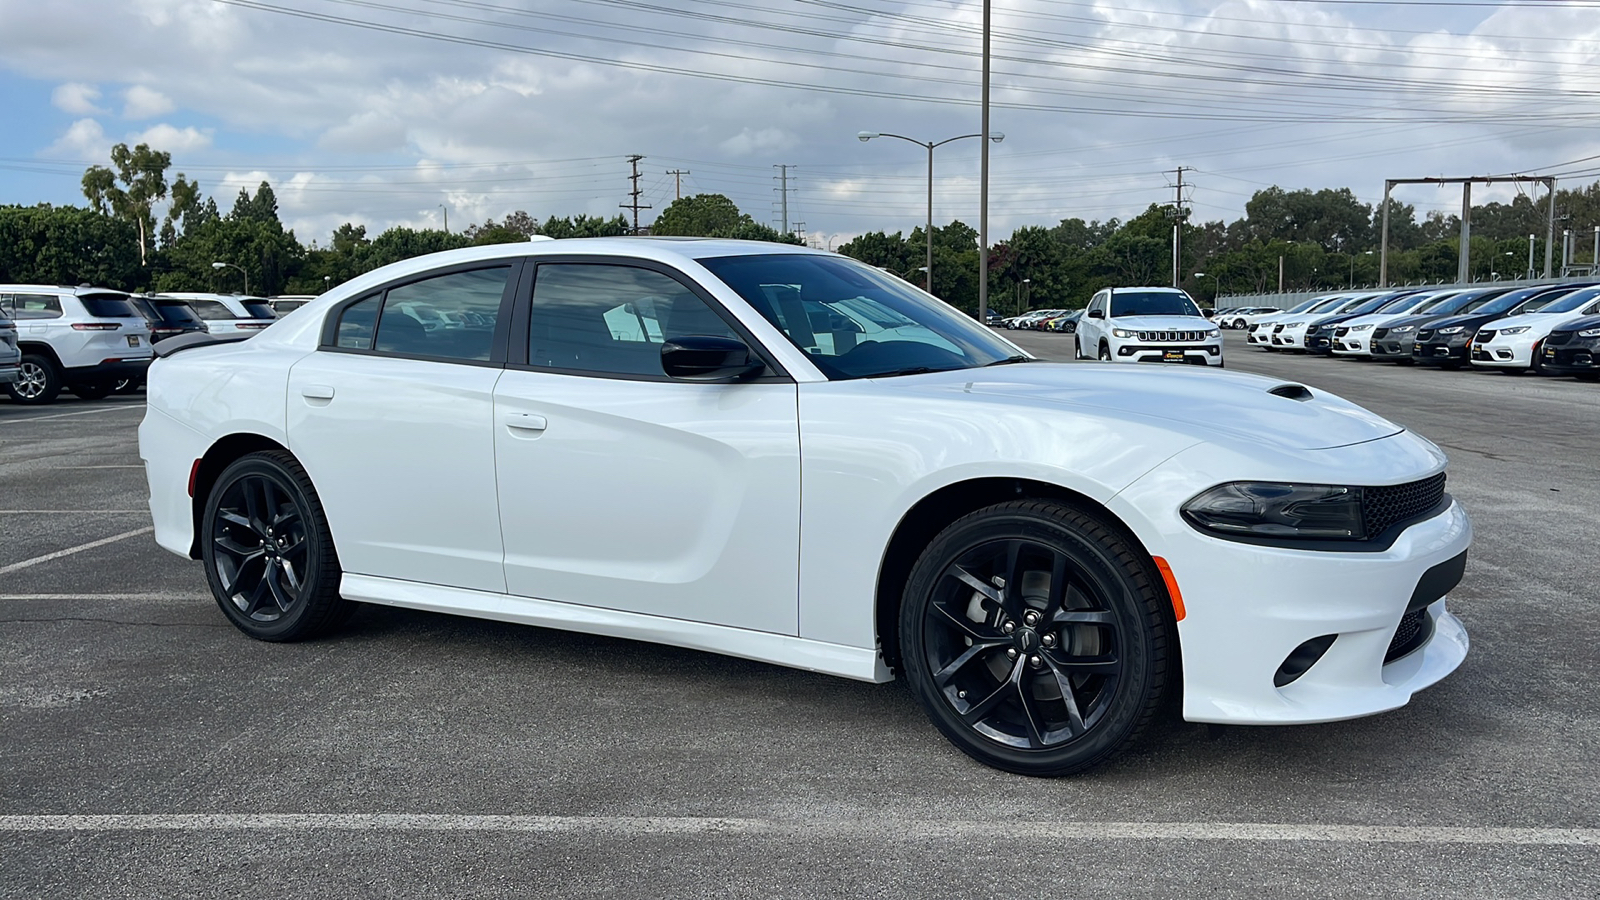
[1331, 333, 1376, 356]
[1470, 339, 1535, 368]
[1112, 343, 1223, 366]
[1542, 338, 1600, 374]
[1109, 439, 1472, 726]
[1411, 339, 1469, 365]
[1371, 334, 1418, 359]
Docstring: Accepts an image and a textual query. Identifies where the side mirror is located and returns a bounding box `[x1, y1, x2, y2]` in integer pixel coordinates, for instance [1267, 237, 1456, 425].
[661, 335, 765, 382]
[1087, 308, 1105, 319]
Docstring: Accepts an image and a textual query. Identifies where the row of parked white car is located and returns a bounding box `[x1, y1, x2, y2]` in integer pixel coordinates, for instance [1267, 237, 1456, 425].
[1217, 282, 1600, 377]
[0, 286, 297, 404]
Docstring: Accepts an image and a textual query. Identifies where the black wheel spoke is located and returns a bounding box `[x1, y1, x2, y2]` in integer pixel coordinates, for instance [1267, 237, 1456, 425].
[279, 557, 301, 592]
[217, 509, 257, 537]
[1049, 653, 1120, 675]
[1014, 671, 1049, 749]
[243, 480, 267, 534]
[222, 552, 266, 594]
[961, 665, 1020, 723]
[265, 562, 295, 612]
[931, 639, 1007, 688]
[1044, 660, 1088, 735]
[1001, 540, 1026, 617]
[930, 599, 992, 641]
[948, 564, 1000, 604]
[1051, 609, 1116, 627]
[1046, 552, 1070, 612]
[239, 567, 272, 616]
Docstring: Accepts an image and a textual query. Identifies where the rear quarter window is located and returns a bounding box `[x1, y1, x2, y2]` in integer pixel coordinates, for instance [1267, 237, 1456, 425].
[190, 299, 239, 320]
[242, 300, 277, 319]
[78, 294, 140, 318]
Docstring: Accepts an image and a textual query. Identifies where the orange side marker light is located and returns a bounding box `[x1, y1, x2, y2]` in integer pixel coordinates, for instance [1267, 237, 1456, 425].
[1152, 556, 1186, 622]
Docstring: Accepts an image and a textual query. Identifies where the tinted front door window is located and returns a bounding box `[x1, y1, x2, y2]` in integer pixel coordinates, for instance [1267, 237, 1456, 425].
[373, 267, 510, 361]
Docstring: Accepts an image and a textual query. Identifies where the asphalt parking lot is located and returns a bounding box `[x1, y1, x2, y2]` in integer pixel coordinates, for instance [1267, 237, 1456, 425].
[3, 330, 1597, 898]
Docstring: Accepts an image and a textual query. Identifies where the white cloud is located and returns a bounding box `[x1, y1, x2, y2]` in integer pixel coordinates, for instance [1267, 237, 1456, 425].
[719, 127, 794, 158]
[51, 82, 104, 115]
[123, 85, 175, 119]
[130, 123, 211, 153]
[44, 118, 110, 160]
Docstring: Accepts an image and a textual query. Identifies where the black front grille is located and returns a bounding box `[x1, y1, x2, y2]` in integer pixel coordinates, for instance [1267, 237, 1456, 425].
[1135, 330, 1206, 342]
[1364, 473, 1447, 536]
[1373, 327, 1389, 339]
[1385, 608, 1432, 662]
[1546, 331, 1575, 346]
[1475, 329, 1496, 342]
[1416, 329, 1434, 341]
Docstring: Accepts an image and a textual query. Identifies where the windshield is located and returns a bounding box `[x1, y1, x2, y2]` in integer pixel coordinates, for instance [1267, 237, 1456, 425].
[1109, 291, 1201, 318]
[1341, 295, 1393, 315]
[698, 254, 1020, 379]
[1287, 299, 1328, 313]
[1380, 293, 1439, 314]
[1412, 292, 1471, 314]
[1534, 287, 1600, 313]
[1475, 287, 1558, 318]
[1307, 298, 1348, 313]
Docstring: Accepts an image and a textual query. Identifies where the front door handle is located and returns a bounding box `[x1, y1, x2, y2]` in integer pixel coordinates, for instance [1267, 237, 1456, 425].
[504, 412, 548, 434]
[301, 384, 336, 400]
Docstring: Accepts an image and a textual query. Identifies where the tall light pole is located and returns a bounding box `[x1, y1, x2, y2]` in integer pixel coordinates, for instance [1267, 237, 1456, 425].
[439, 204, 449, 234]
[211, 261, 248, 295]
[979, 0, 992, 324]
[859, 129, 1004, 298]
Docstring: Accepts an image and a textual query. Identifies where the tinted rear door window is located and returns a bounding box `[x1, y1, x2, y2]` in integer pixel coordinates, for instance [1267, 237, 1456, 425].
[78, 294, 140, 318]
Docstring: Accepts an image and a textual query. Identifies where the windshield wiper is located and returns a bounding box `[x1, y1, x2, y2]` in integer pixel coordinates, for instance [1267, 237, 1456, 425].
[983, 355, 1036, 366]
[863, 366, 950, 378]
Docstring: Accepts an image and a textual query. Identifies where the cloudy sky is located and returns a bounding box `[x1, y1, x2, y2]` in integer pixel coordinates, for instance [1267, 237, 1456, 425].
[2, 0, 1598, 248]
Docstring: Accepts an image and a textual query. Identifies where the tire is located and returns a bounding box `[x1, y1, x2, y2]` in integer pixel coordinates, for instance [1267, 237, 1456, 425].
[69, 381, 113, 400]
[1098, 342, 1111, 362]
[4, 354, 62, 405]
[201, 451, 353, 641]
[899, 500, 1171, 776]
[1531, 341, 1545, 374]
[1074, 338, 1084, 360]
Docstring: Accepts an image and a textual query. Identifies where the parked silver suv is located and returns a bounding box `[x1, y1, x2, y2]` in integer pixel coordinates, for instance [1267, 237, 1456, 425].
[0, 285, 154, 404]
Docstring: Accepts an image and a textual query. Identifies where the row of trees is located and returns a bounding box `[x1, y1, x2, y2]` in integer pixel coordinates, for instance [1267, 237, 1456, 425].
[1, 141, 1596, 314]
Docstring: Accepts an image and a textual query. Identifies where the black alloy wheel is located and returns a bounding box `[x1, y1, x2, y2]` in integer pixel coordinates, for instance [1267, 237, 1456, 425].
[69, 381, 113, 400]
[900, 500, 1171, 776]
[5, 354, 62, 404]
[201, 451, 352, 641]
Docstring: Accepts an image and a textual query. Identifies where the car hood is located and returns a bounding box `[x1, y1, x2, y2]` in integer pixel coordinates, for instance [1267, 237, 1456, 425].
[1484, 311, 1587, 335]
[1553, 314, 1600, 334]
[1107, 315, 1213, 330]
[1379, 312, 1449, 331]
[900, 364, 1404, 451]
[1422, 311, 1499, 332]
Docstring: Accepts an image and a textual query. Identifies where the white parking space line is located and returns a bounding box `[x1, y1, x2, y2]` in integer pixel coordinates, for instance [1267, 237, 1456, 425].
[0, 815, 1594, 845]
[0, 593, 207, 601]
[0, 406, 145, 425]
[0, 526, 155, 575]
[53, 465, 145, 469]
[0, 510, 148, 514]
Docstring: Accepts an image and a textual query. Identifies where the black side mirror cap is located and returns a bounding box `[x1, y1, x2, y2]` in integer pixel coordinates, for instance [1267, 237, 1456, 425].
[661, 335, 765, 382]
[1087, 308, 1105, 319]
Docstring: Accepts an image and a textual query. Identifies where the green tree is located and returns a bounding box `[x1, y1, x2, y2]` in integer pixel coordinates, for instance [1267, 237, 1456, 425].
[80, 142, 172, 266]
[0, 204, 142, 288]
[651, 193, 747, 236]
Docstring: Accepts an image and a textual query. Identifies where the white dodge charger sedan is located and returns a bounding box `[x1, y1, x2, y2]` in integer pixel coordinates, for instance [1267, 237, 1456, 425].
[139, 239, 1471, 776]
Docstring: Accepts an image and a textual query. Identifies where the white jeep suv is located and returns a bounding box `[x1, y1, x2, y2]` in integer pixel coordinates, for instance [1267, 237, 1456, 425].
[1075, 287, 1222, 366]
[0, 285, 153, 404]
[158, 293, 278, 335]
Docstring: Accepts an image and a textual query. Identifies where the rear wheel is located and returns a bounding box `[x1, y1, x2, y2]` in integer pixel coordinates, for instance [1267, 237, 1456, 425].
[899, 500, 1170, 776]
[4, 354, 62, 405]
[201, 451, 352, 641]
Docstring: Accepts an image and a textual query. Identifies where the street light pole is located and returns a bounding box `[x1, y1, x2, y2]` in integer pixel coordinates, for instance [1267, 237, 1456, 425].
[211, 261, 248, 295]
[859, 129, 1004, 299]
[979, 0, 992, 325]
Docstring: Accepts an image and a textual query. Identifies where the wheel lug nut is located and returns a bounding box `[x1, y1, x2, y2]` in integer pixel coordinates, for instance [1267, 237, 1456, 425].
[1029, 655, 1042, 668]
[1006, 648, 1019, 660]
[1002, 621, 1015, 634]
[1024, 611, 1040, 626]
[958, 690, 967, 699]
[1041, 634, 1056, 648]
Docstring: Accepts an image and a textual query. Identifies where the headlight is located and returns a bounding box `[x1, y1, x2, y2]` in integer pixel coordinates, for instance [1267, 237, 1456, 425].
[1391, 325, 1415, 333]
[1112, 328, 1136, 338]
[1437, 326, 1465, 335]
[1350, 324, 1373, 332]
[1284, 321, 1302, 328]
[1182, 482, 1366, 541]
[1579, 328, 1600, 338]
[1206, 329, 1221, 339]
[1497, 326, 1530, 335]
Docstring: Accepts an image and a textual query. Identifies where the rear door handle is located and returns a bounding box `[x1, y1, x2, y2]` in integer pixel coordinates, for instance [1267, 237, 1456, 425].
[504, 413, 548, 433]
[301, 384, 335, 400]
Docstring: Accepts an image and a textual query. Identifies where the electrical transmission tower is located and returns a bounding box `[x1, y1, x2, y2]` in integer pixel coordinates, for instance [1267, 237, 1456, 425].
[1166, 166, 1192, 287]
[620, 154, 651, 234]
[666, 169, 690, 201]
[774, 164, 796, 235]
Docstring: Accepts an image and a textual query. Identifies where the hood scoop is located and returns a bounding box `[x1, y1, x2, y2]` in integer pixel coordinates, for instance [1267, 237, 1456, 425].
[1268, 383, 1313, 401]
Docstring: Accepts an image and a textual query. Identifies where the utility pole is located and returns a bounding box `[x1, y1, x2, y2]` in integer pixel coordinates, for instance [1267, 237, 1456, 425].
[620, 154, 651, 234]
[774, 165, 795, 235]
[1168, 166, 1191, 287]
[978, 0, 992, 324]
[1457, 182, 1472, 284]
[1380, 175, 1556, 287]
[439, 203, 449, 234]
[666, 168, 690, 201]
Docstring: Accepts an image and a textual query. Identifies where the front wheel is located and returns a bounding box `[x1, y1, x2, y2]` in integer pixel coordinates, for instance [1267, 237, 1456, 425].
[899, 501, 1171, 776]
[201, 451, 352, 641]
[1098, 342, 1111, 362]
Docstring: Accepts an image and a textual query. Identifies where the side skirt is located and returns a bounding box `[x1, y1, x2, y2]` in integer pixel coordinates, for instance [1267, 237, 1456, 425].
[340, 573, 893, 683]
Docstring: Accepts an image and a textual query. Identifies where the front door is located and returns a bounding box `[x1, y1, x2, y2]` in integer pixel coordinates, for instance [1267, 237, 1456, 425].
[493, 260, 801, 634]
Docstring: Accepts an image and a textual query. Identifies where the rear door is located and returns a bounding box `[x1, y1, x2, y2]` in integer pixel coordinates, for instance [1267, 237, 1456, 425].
[287, 262, 519, 593]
